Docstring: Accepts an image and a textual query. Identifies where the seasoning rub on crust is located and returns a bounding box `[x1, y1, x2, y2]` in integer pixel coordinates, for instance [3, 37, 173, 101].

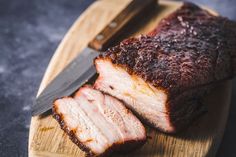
[94, 2, 236, 133]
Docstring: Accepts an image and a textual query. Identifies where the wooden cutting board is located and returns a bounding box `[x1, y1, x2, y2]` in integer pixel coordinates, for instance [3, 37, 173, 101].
[28, 0, 232, 156]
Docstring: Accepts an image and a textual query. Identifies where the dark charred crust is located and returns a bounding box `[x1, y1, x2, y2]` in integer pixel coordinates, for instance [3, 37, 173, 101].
[142, 100, 206, 134]
[171, 100, 207, 133]
[95, 2, 236, 133]
[87, 99, 95, 103]
[97, 2, 236, 97]
[166, 82, 212, 113]
[115, 139, 146, 153]
[109, 85, 114, 90]
[98, 139, 146, 157]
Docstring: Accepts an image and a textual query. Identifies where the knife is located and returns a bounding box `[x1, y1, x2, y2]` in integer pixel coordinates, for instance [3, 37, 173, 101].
[32, 0, 156, 116]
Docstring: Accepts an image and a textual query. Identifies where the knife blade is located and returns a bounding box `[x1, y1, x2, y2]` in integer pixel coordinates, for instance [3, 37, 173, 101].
[32, 47, 98, 116]
[32, 0, 156, 116]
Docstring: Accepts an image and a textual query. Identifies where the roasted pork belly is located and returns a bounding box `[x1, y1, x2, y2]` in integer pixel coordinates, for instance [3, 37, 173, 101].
[94, 59, 208, 133]
[53, 86, 146, 157]
[94, 3, 236, 133]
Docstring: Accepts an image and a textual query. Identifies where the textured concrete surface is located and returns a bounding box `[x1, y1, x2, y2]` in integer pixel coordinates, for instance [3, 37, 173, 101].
[0, 0, 235, 157]
[0, 0, 94, 156]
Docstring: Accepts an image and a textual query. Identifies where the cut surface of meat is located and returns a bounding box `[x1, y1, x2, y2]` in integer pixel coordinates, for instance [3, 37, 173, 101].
[53, 86, 146, 157]
[94, 59, 207, 132]
[94, 2, 236, 133]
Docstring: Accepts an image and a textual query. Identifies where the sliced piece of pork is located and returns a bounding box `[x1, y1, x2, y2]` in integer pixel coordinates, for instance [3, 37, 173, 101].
[53, 86, 146, 157]
[94, 2, 236, 133]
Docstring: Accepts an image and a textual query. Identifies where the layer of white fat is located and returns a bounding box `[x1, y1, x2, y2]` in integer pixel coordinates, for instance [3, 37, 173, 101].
[103, 93, 146, 141]
[94, 59, 174, 132]
[75, 92, 121, 147]
[55, 98, 108, 154]
[76, 87, 145, 141]
[55, 87, 145, 155]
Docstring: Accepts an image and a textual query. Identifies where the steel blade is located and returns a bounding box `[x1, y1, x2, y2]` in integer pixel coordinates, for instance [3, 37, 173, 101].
[32, 47, 99, 116]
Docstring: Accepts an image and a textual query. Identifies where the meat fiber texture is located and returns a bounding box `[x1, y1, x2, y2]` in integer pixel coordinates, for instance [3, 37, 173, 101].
[94, 2, 236, 133]
[53, 86, 146, 157]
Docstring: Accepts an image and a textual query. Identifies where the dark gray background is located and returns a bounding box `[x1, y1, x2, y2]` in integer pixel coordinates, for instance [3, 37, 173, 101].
[0, 0, 235, 156]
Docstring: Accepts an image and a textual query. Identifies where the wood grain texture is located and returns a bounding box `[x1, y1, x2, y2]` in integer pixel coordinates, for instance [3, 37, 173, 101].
[89, 0, 156, 51]
[28, 1, 232, 157]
